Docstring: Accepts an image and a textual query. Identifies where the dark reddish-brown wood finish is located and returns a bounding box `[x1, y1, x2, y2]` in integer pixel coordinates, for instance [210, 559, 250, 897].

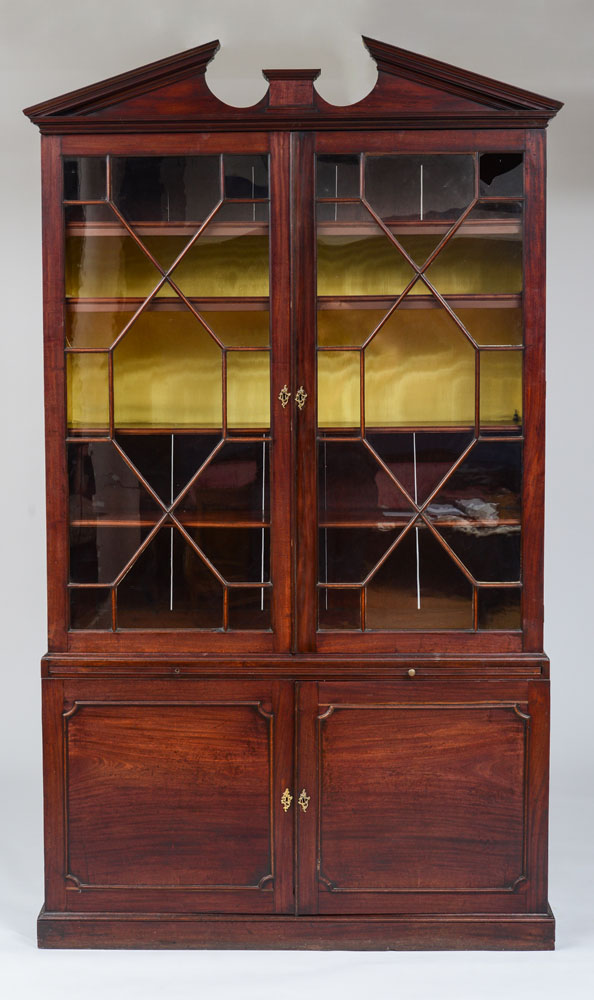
[26, 37, 560, 950]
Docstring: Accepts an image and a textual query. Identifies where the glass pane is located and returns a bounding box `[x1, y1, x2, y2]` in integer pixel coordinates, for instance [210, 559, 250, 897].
[198, 309, 269, 348]
[435, 523, 521, 583]
[318, 588, 361, 630]
[70, 587, 112, 630]
[366, 431, 474, 505]
[317, 205, 416, 296]
[70, 524, 149, 584]
[111, 156, 220, 223]
[113, 433, 221, 507]
[67, 353, 108, 431]
[319, 441, 412, 522]
[318, 308, 386, 348]
[318, 351, 360, 429]
[224, 155, 268, 199]
[320, 527, 403, 583]
[479, 154, 523, 196]
[227, 352, 270, 428]
[228, 588, 271, 630]
[64, 157, 106, 201]
[424, 204, 523, 295]
[453, 305, 523, 347]
[428, 441, 522, 521]
[117, 527, 223, 629]
[365, 154, 475, 222]
[68, 441, 162, 522]
[188, 527, 269, 583]
[172, 202, 269, 298]
[66, 307, 136, 350]
[113, 309, 222, 429]
[365, 302, 475, 427]
[65, 204, 162, 299]
[478, 587, 522, 629]
[176, 441, 269, 521]
[480, 351, 523, 427]
[317, 155, 360, 198]
[366, 525, 474, 629]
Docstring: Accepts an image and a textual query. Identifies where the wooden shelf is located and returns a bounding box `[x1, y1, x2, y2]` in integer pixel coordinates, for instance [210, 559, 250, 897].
[70, 512, 270, 528]
[317, 218, 521, 237]
[66, 220, 269, 237]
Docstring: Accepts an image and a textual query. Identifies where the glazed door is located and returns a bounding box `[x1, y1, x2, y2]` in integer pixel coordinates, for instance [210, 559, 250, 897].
[295, 679, 548, 916]
[48, 678, 294, 914]
[296, 134, 527, 653]
[61, 135, 292, 652]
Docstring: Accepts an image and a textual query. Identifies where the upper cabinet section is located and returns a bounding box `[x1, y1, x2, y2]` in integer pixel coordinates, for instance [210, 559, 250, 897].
[23, 37, 563, 134]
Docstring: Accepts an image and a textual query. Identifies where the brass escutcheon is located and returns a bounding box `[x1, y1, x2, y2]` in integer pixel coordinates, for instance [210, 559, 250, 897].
[278, 384, 291, 408]
[281, 788, 293, 812]
[298, 788, 310, 813]
[295, 386, 308, 410]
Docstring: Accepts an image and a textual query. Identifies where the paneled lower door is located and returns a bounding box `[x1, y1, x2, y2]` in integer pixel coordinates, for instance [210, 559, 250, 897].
[53, 679, 294, 913]
[296, 680, 546, 915]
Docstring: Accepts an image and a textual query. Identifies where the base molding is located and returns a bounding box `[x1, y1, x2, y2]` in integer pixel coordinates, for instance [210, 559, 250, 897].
[38, 907, 555, 950]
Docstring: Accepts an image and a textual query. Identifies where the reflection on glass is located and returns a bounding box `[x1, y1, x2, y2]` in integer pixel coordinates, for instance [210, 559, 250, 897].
[435, 524, 521, 582]
[113, 310, 222, 428]
[318, 588, 361, 630]
[70, 524, 148, 584]
[425, 205, 523, 294]
[478, 587, 522, 629]
[319, 527, 402, 583]
[479, 154, 523, 196]
[317, 308, 385, 348]
[366, 431, 474, 505]
[188, 527, 270, 582]
[228, 588, 271, 630]
[480, 351, 523, 426]
[67, 353, 109, 430]
[65, 205, 162, 299]
[113, 433, 221, 506]
[68, 441, 162, 522]
[365, 306, 475, 427]
[227, 352, 270, 428]
[224, 155, 269, 199]
[176, 441, 269, 519]
[365, 155, 475, 221]
[317, 208, 416, 296]
[198, 309, 269, 347]
[366, 526, 474, 629]
[66, 308, 135, 349]
[111, 156, 220, 223]
[453, 306, 523, 346]
[116, 527, 223, 629]
[172, 202, 269, 298]
[429, 441, 522, 520]
[64, 157, 106, 201]
[70, 587, 112, 630]
[318, 351, 360, 428]
[317, 155, 360, 198]
[319, 441, 412, 520]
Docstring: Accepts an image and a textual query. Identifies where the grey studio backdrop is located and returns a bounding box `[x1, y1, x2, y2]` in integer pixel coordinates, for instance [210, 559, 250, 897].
[1, 0, 592, 997]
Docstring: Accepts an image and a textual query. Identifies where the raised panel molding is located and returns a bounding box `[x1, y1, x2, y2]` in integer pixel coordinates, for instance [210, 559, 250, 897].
[62, 700, 275, 892]
[317, 702, 530, 895]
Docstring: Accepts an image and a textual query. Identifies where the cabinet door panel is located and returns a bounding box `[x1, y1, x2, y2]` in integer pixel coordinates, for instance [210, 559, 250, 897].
[52, 679, 294, 914]
[302, 680, 546, 915]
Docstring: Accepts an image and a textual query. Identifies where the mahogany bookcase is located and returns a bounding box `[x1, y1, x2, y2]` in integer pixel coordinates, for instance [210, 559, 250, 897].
[24, 36, 562, 950]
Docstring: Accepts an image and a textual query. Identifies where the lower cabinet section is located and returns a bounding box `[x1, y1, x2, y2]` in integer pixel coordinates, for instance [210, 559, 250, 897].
[40, 671, 553, 949]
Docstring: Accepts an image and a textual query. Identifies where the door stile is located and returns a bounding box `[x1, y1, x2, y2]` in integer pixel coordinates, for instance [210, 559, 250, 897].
[272, 678, 296, 912]
[270, 132, 294, 652]
[295, 681, 319, 914]
[292, 132, 318, 652]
